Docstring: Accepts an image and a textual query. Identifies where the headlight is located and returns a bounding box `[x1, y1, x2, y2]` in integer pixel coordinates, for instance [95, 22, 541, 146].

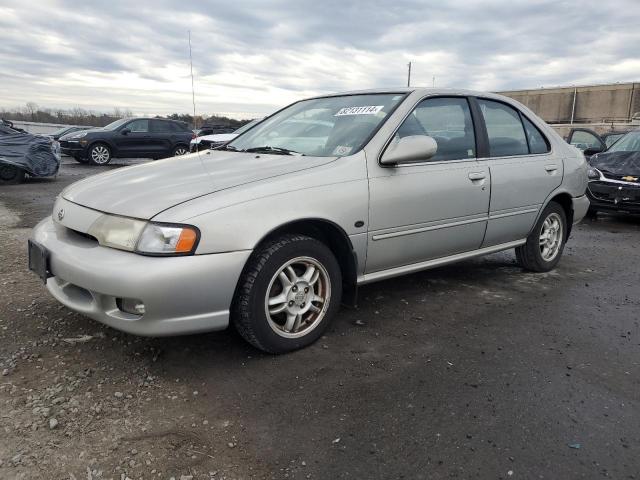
[87, 215, 200, 255]
[136, 223, 199, 255]
[587, 167, 601, 180]
[72, 132, 88, 139]
[87, 215, 147, 251]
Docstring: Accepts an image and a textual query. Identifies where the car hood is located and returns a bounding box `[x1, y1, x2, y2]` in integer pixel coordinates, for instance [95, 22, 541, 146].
[590, 151, 640, 176]
[59, 128, 103, 140]
[191, 133, 238, 144]
[62, 151, 336, 219]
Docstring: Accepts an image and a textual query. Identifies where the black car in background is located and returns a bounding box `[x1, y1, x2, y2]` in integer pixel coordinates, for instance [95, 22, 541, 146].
[586, 130, 640, 215]
[59, 117, 192, 165]
[48, 125, 93, 141]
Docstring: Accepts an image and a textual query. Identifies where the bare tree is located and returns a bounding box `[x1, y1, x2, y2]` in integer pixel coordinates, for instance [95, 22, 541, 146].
[25, 102, 38, 121]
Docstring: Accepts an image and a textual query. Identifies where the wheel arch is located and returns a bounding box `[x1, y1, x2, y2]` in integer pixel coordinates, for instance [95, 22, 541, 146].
[534, 190, 574, 240]
[251, 218, 359, 307]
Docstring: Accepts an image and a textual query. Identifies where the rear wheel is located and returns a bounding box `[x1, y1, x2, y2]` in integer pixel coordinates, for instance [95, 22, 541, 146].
[173, 145, 189, 156]
[88, 143, 111, 165]
[233, 234, 342, 353]
[0, 165, 25, 185]
[516, 201, 567, 272]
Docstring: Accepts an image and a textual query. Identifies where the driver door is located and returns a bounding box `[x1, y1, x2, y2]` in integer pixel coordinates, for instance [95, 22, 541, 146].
[366, 96, 490, 274]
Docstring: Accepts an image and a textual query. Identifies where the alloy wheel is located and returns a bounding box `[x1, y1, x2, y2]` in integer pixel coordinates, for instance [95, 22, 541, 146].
[264, 256, 331, 338]
[539, 212, 563, 262]
[90, 145, 110, 164]
[174, 147, 188, 156]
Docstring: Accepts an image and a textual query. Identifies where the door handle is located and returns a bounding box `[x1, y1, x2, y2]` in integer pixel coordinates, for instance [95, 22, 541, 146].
[468, 172, 486, 181]
[545, 164, 558, 172]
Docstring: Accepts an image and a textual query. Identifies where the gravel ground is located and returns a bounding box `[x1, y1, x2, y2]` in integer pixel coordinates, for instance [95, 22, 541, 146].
[0, 157, 639, 479]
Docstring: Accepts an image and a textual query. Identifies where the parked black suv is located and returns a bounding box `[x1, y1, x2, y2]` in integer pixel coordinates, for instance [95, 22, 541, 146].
[59, 117, 192, 165]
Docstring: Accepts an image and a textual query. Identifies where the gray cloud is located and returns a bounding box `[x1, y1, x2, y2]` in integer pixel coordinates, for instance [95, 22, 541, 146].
[1, 0, 639, 118]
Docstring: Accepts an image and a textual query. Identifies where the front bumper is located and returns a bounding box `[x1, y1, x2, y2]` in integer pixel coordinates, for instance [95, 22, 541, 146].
[587, 180, 640, 213]
[59, 140, 87, 157]
[31, 217, 251, 336]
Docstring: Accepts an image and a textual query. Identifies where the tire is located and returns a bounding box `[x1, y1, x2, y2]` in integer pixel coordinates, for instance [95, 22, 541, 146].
[516, 201, 567, 272]
[0, 165, 25, 185]
[173, 145, 189, 156]
[586, 207, 598, 219]
[88, 143, 111, 165]
[232, 234, 342, 354]
[73, 155, 88, 164]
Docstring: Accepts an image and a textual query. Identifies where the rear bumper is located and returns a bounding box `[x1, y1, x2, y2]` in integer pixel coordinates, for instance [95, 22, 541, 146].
[31, 217, 251, 336]
[571, 194, 590, 223]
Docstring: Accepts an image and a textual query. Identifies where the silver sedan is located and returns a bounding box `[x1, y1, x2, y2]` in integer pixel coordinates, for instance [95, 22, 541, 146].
[29, 88, 589, 353]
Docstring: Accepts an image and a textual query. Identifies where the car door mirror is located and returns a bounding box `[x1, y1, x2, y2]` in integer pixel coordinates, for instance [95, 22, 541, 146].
[120, 128, 130, 135]
[583, 145, 604, 156]
[380, 135, 438, 165]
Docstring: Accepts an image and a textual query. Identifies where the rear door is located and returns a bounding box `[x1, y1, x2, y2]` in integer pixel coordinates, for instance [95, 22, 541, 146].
[149, 120, 175, 156]
[473, 98, 562, 247]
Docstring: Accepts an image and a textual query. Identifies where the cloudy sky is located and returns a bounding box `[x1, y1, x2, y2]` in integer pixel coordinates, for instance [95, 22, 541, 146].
[1, 0, 639, 118]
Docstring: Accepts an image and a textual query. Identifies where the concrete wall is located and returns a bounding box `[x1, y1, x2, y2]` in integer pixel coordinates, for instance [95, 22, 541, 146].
[500, 82, 640, 124]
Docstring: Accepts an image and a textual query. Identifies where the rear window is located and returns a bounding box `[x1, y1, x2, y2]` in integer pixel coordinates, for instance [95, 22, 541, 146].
[522, 116, 550, 154]
[478, 99, 528, 157]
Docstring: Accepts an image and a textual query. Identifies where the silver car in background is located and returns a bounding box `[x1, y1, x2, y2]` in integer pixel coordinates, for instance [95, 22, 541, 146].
[29, 88, 589, 353]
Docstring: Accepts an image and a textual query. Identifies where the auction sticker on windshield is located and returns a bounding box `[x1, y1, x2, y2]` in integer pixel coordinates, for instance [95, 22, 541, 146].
[335, 105, 384, 116]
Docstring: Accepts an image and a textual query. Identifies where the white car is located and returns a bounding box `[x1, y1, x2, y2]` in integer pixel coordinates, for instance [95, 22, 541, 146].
[190, 119, 260, 152]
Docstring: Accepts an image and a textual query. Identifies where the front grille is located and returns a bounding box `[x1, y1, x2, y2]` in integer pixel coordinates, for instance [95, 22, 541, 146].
[602, 172, 640, 183]
[65, 227, 98, 243]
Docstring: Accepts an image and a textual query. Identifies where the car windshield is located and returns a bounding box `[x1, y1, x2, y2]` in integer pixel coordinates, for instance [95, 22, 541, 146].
[608, 131, 640, 153]
[233, 118, 260, 135]
[102, 118, 129, 131]
[228, 93, 406, 157]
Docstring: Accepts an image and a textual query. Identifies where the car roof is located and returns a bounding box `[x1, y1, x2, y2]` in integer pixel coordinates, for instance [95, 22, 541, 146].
[311, 87, 508, 99]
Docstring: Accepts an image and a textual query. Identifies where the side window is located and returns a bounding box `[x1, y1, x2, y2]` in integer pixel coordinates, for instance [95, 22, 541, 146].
[151, 120, 172, 133]
[126, 119, 149, 133]
[522, 117, 550, 154]
[478, 99, 528, 157]
[396, 97, 476, 161]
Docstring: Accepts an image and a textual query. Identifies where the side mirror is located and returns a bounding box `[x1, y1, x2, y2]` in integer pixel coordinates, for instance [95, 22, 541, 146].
[583, 145, 604, 156]
[380, 135, 438, 165]
[120, 128, 130, 135]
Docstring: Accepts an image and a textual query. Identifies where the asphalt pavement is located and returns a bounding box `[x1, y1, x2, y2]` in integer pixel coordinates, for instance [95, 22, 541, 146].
[0, 156, 638, 479]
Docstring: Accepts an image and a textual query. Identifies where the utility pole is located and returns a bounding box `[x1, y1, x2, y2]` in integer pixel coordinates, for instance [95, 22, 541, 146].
[432, 76, 436, 88]
[407, 62, 412, 87]
[188, 30, 197, 129]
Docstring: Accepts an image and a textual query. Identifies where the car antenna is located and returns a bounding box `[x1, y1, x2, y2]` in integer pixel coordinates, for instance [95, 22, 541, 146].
[188, 30, 197, 130]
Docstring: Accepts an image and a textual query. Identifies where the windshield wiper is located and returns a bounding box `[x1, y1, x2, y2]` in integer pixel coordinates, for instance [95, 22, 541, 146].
[242, 146, 303, 156]
[213, 144, 239, 151]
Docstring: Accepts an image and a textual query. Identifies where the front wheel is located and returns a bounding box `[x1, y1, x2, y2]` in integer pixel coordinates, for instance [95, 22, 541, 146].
[0, 165, 25, 184]
[516, 201, 567, 272]
[232, 234, 342, 353]
[88, 143, 111, 165]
